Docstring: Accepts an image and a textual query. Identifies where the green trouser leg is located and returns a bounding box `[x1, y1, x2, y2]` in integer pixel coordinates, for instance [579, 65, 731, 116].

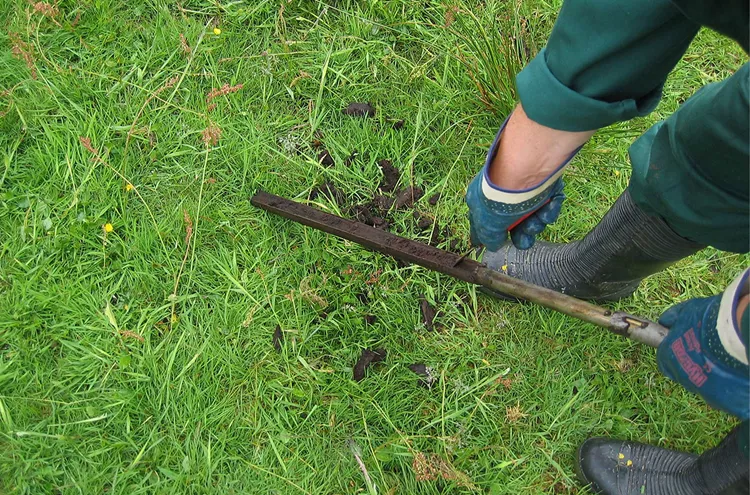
[517, 0, 749, 253]
[629, 63, 749, 253]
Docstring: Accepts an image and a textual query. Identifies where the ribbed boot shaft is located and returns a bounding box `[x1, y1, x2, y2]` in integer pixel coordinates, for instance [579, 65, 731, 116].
[693, 427, 749, 495]
[484, 189, 705, 301]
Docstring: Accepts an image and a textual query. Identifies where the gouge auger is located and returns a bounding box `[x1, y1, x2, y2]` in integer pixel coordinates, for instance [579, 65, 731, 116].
[251, 190, 668, 348]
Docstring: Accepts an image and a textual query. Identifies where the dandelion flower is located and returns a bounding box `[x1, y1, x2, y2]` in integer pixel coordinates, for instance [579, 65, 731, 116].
[125, 183, 134, 192]
[213, 27, 221, 35]
[104, 223, 114, 233]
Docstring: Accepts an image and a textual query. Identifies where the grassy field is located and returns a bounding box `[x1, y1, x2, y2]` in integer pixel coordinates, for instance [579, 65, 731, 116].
[1, 1, 747, 493]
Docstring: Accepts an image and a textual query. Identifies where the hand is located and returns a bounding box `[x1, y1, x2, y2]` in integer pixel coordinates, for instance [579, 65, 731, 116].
[465, 115, 574, 251]
[657, 296, 749, 419]
[465, 171, 565, 251]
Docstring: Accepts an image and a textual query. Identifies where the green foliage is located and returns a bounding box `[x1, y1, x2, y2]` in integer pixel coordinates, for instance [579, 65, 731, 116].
[0, 1, 746, 494]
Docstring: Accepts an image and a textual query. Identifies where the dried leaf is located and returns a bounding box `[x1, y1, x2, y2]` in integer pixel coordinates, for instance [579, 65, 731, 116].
[419, 296, 438, 331]
[318, 149, 334, 166]
[408, 363, 438, 389]
[353, 348, 386, 381]
[342, 102, 375, 117]
[272, 325, 284, 352]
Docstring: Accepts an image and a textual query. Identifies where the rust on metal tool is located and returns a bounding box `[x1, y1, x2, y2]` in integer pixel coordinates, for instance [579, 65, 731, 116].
[251, 190, 484, 284]
[251, 190, 667, 348]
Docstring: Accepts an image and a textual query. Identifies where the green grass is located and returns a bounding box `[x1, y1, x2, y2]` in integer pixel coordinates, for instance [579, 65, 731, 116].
[0, 1, 746, 493]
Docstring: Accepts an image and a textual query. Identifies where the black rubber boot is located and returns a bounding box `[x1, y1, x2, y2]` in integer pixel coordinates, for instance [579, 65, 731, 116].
[483, 189, 705, 301]
[576, 426, 750, 494]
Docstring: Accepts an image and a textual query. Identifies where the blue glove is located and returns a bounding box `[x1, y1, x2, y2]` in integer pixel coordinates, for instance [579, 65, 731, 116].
[657, 293, 749, 419]
[465, 121, 577, 251]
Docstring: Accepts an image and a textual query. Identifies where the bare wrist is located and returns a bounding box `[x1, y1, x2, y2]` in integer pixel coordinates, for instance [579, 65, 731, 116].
[488, 104, 596, 190]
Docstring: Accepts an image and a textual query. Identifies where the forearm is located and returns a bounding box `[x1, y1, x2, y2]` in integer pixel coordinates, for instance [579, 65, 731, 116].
[489, 104, 595, 190]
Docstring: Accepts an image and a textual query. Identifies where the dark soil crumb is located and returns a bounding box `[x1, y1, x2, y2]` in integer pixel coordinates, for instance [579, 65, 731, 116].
[428, 225, 441, 247]
[342, 102, 376, 117]
[428, 193, 441, 206]
[365, 314, 377, 325]
[272, 325, 283, 352]
[351, 205, 389, 230]
[378, 160, 400, 193]
[373, 194, 394, 212]
[408, 363, 438, 389]
[352, 192, 396, 230]
[427, 224, 457, 249]
[344, 150, 359, 167]
[394, 186, 424, 210]
[413, 212, 433, 231]
[419, 295, 439, 331]
[392, 119, 405, 130]
[372, 217, 388, 230]
[355, 291, 369, 304]
[353, 348, 387, 381]
[351, 205, 375, 224]
[310, 181, 344, 205]
[318, 149, 334, 166]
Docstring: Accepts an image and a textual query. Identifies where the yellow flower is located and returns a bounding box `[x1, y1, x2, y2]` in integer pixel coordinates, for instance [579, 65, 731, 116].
[125, 183, 134, 192]
[626, 460, 633, 467]
[614, 170, 621, 177]
[213, 27, 222, 35]
[501, 264, 508, 272]
[618, 453, 625, 460]
[104, 223, 114, 233]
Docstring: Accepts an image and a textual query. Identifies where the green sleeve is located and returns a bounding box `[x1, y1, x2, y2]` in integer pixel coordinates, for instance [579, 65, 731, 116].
[515, 0, 750, 132]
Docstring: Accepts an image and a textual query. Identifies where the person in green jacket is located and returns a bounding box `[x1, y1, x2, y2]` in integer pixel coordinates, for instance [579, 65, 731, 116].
[465, 1, 749, 493]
